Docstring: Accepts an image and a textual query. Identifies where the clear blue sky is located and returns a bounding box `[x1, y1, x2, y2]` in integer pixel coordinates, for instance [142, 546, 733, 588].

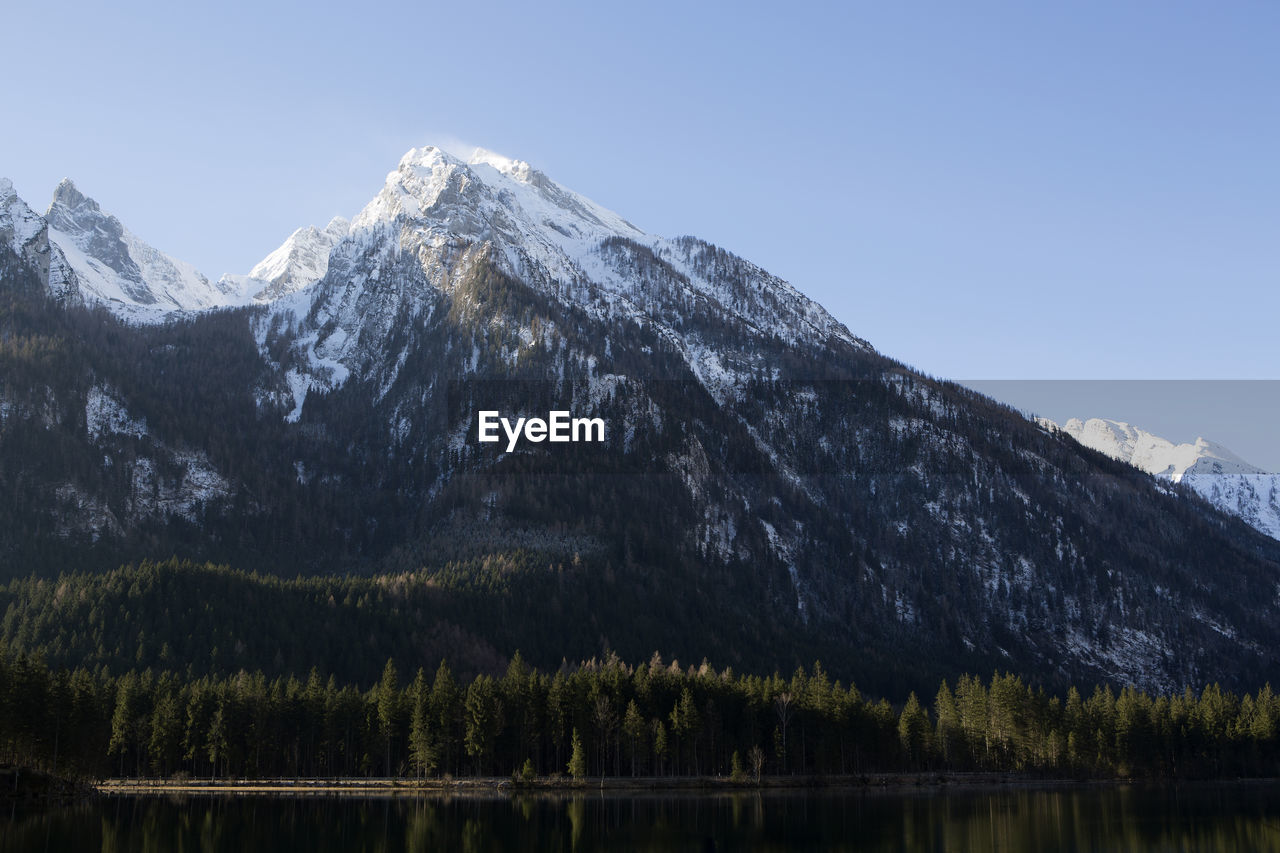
[4, 1, 1278, 394]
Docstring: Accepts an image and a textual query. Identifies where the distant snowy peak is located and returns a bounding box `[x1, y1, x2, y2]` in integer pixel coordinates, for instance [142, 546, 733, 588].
[1050, 417, 1266, 481]
[1046, 416, 1279, 541]
[253, 217, 350, 283]
[222, 216, 351, 304]
[45, 179, 235, 319]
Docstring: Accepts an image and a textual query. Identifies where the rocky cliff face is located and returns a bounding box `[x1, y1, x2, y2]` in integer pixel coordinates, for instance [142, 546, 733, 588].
[1, 177, 78, 301]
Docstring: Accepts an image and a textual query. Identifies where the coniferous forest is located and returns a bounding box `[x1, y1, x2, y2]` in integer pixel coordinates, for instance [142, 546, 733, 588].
[2, 560, 1278, 785]
[3, 638, 1278, 784]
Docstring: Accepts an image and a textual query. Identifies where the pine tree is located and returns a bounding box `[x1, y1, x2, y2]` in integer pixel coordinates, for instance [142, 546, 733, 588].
[408, 668, 436, 779]
[148, 685, 183, 777]
[207, 702, 228, 780]
[376, 659, 399, 776]
[568, 728, 588, 781]
[108, 672, 142, 777]
[428, 661, 460, 775]
[956, 674, 990, 764]
[622, 700, 646, 776]
[898, 692, 930, 769]
[933, 680, 964, 768]
[669, 687, 701, 775]
[652, 718, 668, 776]
[592, 693, 617, 776]
[501, 652, 536, 768]
[464, 675, 503, 775]
[546, 670, 570, 771]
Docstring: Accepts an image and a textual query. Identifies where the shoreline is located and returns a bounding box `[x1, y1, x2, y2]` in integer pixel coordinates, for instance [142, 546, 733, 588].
[91, 772, 1277, 798]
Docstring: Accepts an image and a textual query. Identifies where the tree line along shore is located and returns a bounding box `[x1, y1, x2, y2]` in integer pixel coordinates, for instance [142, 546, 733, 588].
[2, 649, 1277, 784]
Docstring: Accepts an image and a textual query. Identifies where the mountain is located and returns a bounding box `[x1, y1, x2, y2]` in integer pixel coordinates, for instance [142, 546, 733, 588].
[1, 177, 78, 301]
[41, 179, 250, 318]
[2, 149, 1279, 695]
[1047, 417, 1280, 540]
[218, 216, 350, 304]
[258, 145, 866, 426]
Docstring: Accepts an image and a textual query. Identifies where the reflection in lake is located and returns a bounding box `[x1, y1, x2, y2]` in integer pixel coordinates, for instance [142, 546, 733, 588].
[4, 783, 1280, 851]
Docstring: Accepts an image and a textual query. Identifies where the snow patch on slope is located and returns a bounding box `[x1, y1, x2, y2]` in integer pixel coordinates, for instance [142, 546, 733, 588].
[761, 518, 809, 622]
[128, 454, 230, 523]
[85, 386, 147, 441]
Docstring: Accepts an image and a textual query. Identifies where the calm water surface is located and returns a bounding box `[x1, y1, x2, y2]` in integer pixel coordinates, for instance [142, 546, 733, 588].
[4, 783, 1280, 851]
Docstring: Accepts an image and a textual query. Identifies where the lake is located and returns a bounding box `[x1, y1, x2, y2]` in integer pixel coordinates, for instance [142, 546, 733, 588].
[4, 782, 1280, 851]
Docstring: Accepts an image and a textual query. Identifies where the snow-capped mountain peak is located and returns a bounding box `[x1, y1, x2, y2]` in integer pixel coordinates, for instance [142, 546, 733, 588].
[44, 180, 236, 318]
[1046, 416, 1279, 540]
[245, 216, 351, 303]
[249, 141, 869, 422]
[1, 177, 47, 256]
[1050, 417, 1265, 482]
[50, 177, 92, 212]
[350, 144, 645, 248]
[1, 177, 78, 300]
[251, 216, 352, 282]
